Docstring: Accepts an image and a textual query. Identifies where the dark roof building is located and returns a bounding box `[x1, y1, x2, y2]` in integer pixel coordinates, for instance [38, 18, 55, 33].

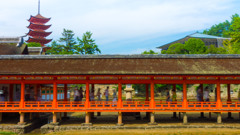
[157, 33, 231, 51]
[0, 37, 28, 55]
[0, 54, 239, 76]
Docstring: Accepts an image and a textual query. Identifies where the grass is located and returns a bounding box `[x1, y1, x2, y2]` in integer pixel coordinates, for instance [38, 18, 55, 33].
[0, 131, 16, 135]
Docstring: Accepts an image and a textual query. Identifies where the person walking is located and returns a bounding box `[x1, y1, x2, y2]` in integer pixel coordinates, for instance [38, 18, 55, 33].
[79, 87, 83, 101]
[97, 88, 101, 101]
[104, 86, 109, 101]
[74, 87, 80, 101]
[165, 88, 170, 101]
[172, 88, 177, 102]
[204, 86, 210, 102]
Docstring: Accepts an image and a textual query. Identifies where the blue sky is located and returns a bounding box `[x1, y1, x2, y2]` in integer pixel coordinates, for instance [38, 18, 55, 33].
[0, 0, 240, 54]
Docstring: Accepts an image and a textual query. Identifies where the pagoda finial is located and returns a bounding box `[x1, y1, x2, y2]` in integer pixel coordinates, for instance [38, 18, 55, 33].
[38, 0, 40, 14]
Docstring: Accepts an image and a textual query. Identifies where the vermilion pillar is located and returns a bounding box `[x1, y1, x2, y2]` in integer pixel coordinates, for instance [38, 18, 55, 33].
[85, 82, 90, 108]
[118, 82, 122, 108]
[20, 82, 25, 108]
[183, 81, 187, 108]
[53, 81, 57, 108]
[9, 84, 13, 101]
[150, 81, 155, 108]
[216, 82, 221, 108]
[146, 84, 149, 101]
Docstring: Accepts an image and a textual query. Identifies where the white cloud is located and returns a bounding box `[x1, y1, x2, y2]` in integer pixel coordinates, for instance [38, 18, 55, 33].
[0, 0, 239, 53]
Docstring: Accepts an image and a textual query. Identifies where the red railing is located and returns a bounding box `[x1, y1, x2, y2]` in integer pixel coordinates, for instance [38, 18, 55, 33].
[24, 101, 53, 108]
[0, 101, 240, 111]
[221, 102, 240, 109]
[90, 101, 117, 108]
[187, 102, 217, 109]
[155, 101, 182, 109]
[0, 101, 20, 108]
[57, 101, 85, 108]
[122, 101, 150, 108]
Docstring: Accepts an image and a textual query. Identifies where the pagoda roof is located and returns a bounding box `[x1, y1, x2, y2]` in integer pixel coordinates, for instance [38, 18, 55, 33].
[26, 37, 52, 45]
[27, 30, 52, 37]
[27, 22, 51, 30]
[28, 14, 51, 24]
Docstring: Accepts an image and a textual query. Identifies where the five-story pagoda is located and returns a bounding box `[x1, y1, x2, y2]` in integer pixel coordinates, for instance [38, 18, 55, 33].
[26, 0, 52, 47]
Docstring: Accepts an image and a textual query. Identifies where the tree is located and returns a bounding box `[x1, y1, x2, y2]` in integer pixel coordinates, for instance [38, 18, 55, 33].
[59, 29, 76, 53]
[203, 13, 239, 37]
[76, 31, 101, 54]
[184, 38, 207, 54]
[162, 38, 207, 54]
[222, 16, 240, 54]
[204, 45, 226, 54]
[162, 43, 187, 54]
[25, 42, 42, 47]
[141, 50, 158, 54]
[47, 29, 101, 55]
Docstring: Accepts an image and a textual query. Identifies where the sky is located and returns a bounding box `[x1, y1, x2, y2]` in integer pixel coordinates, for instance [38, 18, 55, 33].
[0, 0, 240, 54]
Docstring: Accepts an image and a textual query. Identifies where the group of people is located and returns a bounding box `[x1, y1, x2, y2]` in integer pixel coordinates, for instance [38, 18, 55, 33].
[74, 86, 117, 102]
[165, 86, 210, 102]
[165, 88, 177, 102]
[197, 86, 210, 102]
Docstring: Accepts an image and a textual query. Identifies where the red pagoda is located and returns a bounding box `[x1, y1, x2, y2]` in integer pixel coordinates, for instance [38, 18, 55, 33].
[26, 0, 52, 47]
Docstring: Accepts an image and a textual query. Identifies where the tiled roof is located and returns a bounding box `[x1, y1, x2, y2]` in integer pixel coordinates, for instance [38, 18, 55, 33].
[189, 33, 229, 39]
[0, 37, 28, 55]
[0, 55, 239, 75]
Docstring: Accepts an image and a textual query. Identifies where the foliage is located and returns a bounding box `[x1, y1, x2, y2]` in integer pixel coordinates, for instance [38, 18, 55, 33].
[47, 29, 101, 55]
[141, 50, 158, 54]
[205, 45, 226, 54]
[77, 31, 101, 54]
[222, 16, 240, 54]
[162, 38, 207, 54]
[26, 42, 42, 47]
[203, 13, 239, 37]
[163, 43, 186, 54]
[184, 38, 207, 54]
[59, 29, 76, 53]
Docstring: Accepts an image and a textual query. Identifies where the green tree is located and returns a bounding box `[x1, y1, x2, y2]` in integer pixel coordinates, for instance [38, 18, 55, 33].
[184, 38, 207, 54]
[59, 29, 76, 53]
[222, 16, 240, 54]
[141, 50, 158, 54]
[162, 38, 207, 54]
[203, 13, 239, 37]
[205, 45, 226, 54]
[47, 29, 101, 55]
[76, 31, 101, 54]
[25, 42, 42, 47]
[162, 43, 187, 54]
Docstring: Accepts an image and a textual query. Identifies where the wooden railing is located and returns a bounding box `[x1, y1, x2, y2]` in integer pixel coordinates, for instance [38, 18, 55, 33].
[0, 101, 240, 111]
[24, 101, 53, 108]
[122, 101, 150, 108]
[90, 101, 117, 108]
[221, 102, 240, 109]
[57, 101, 85, 108]
[187, 102, 217, 109]
[0, 101, 20, 108]
[155, 101, 183, 109]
